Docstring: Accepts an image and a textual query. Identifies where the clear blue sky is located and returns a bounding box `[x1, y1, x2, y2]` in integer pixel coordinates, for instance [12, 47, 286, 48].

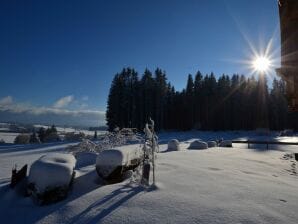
[0, 0, 280, 126]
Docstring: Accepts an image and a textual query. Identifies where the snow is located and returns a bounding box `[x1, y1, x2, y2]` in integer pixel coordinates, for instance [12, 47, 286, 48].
[207, 140, 217, 148]
[167, 139, 181, 151]
[0, 123, 106, 144]
[96, 146, 142, 178]
[75, 152, 98, 168]
[219, 140, 233, 147]
[0, 132, 20, 143]
[34, 124, 105, 136]
[188, 140, 208, 149]
[28, 153, 76, 194]
[67, 139, 101, 153]
[0, 131, 298, 223]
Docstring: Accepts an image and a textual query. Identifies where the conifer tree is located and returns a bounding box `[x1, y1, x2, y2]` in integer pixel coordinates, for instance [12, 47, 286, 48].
[106, 67, 288, 131]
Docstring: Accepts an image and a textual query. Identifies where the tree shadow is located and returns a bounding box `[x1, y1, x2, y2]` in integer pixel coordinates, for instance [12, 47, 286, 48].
[69, 184, 143, 223]
[6, 169, 105, 223]
[14, 170, 146, 223]
[75, 152, 97, 169]
[248, 143, 287, 152]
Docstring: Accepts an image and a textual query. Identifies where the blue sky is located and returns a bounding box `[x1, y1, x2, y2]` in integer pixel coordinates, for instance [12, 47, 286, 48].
[0, 0, 280, 127]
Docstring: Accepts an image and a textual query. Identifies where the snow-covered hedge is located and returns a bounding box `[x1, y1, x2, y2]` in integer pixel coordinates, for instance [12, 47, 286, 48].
[188, 140, 208, 150]
[27, 153, 76, 204]
[167, 139, 180, 151]
[96, 147, 142, 182]
[219, 140, 233, 147]
[207, 141, 217, 148]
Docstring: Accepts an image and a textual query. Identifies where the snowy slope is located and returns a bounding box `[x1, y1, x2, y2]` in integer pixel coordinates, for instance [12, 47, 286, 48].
[0, 133, 298, 224]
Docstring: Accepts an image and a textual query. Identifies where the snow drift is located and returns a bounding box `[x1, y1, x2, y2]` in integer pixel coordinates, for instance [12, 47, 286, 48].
[27, 153, 76, 204]
[219, 140, 233, 147]
[1, 131, 298, 223]
[96, 147, 142, 182]
[207, 141, 217, 148]
[188, 140, 208, 150]
[167, 139, 180, 151]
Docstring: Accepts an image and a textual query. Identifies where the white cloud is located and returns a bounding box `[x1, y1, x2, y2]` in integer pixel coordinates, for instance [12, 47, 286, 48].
[0, 96, 13, 105]
[79, 103, 88, 109]
[53, 95, 74, 108]
[0, 98, 106, 127]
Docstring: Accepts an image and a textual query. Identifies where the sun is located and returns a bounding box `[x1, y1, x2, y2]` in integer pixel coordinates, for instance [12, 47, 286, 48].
[252, 56, 271, 73]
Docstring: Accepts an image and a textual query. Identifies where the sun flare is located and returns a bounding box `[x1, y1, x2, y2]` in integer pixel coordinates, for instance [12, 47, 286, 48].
[253, 56, 271, 73]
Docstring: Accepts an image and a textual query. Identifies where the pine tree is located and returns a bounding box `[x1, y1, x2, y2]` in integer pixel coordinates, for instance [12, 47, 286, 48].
[94, 131, 98, 140]
[185, 74, 194, 129]
[106, 73, 122, 131]
[29, 131, 40, 144]
[105, 67, 288, 132]
[38, 127, 46, 143]
[140, 69, 155, 127]
[255, 74, 269, 128]
[194, 71, 203, 129]
[154, 68, 168, 130]
[50, 125, 57, 133]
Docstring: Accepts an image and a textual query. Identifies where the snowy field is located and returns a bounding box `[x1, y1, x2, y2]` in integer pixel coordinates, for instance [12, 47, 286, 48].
[0, 131, 298, 224]
[0, 132, 20, 143]
[0, 126, 106, 143]
[33, 124, 104, 136]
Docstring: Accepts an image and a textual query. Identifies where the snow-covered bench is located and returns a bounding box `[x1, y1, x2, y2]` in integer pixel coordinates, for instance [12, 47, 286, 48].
[96, 147, 142, 183]
[219, 140, 233, 147]
[188, 140, 208, 150]
[27, 153, 76, 204]
[167, 139, 181, 151]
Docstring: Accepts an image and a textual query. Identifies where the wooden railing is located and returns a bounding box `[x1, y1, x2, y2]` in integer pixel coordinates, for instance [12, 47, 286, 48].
[232, 140, 298, 149]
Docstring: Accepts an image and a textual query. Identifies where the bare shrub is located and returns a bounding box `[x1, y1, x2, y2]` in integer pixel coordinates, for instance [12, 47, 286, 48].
[14, 134, 30, 144]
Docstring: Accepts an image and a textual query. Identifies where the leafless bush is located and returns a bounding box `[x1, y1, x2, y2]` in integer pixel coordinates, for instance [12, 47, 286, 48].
[14, 134, 30, 144]
[67, 128, 143, 154]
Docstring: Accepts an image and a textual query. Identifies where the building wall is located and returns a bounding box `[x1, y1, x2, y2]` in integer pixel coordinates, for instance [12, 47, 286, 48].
[278, 0, 298, 111]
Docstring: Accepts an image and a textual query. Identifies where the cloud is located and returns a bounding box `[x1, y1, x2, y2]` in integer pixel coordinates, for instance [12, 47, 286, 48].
[53, 95, 74, 108]
[0, 96, 13, 105]
[0, 97, 106, 127]
[82, 96, 89, 101]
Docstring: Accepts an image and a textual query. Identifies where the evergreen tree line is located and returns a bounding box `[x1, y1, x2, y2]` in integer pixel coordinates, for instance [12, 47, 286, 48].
[37, 125, 59, 143]
[106, 67, 288, 131]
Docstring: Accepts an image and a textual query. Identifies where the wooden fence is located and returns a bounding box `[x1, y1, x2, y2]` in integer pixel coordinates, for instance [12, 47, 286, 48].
[232, 140, 298, 150]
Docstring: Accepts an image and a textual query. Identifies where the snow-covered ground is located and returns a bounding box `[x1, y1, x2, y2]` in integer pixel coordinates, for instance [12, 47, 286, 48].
[0, 132, 298, 224]
[0, 132, 20, 143]
[0, 124, 106, 143]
